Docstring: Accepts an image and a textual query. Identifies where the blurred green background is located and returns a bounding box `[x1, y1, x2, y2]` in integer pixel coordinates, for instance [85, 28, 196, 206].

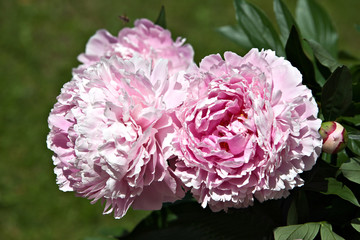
[0, 0, 359, 239]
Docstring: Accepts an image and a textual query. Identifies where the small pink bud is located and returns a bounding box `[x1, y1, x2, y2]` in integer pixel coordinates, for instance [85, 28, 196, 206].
[319, 121, 348, 154]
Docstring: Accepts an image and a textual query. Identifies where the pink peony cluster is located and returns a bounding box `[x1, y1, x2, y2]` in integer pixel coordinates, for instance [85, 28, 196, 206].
[47, 19, 322, 219]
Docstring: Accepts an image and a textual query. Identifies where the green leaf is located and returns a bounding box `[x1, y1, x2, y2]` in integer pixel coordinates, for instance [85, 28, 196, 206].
[339, 115, 360, 127]
[321, 66, 352, 121]
[348, 134, 360, 156]
[337, 150, 350, 167]
[306, 39, 340, 72]
[217, 25, 252, 50]
[274, 222, 320, 240]
[285, 26, 320, 94]
[315, 57, 332, 80]
[314, 65, 327, 87]
[351, 218, 360, 232]
[341, 158, 360, 184]
[321, 177, 360, 207]
[273, 0, 297, 44]
[321, 152, 332, 164]
[295, 0, 338, 57]
[155, 6, 166, 29]
[343, 125, 360, 156]
[320, 222, 345, 240]
[234, 0, 285, 56]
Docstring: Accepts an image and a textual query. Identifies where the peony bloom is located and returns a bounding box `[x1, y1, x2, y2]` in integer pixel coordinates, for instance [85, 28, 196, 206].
[47, 18, 194, 218]
[76, 18, 194, 75]
[173, 49, 322, 211]
[320, 121, 348, 154]
[47, 55, 188, 218]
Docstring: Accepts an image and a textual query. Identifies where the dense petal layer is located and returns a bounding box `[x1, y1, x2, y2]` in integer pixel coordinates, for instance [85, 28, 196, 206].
[173, 49, 322, 211]
[48, 55, 187, 218]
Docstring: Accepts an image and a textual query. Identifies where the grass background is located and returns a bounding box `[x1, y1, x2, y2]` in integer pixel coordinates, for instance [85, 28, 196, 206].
[0, 0, 359, 239]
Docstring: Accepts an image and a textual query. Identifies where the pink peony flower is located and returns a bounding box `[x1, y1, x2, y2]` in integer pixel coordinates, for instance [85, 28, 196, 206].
[47, 18, 194, 218]
[76, 18, 194, 75]
[173, 49, 322, 211]
[47, 55, 188, 218]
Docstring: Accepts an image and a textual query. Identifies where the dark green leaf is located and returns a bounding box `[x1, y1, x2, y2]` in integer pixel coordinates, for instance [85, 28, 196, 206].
[302, 160, 338, 192]
[287, 198, 298, 225]
[314, 66, 327, 87]
[344, 124, 360, 135]
[287, 190, 309, 225]
[285, 26, 320, 94]
[155, 6, 166, 29]
[339, 115, 360, 127]
[273, 0, 297, 44]
[321, 66, 352, 121]
[315, 56, 332, 80]
[217, 25, 252, 50]
[337, 150, 350, 167]
[351, 218, 360, 232]
[321, 152, 332, 164]
[343, 102, 360, 116]
[341, 158, 360, 184]
[348, 134, 360, 156]
[338, 50, 359, 61]
[351, 65, 360, 102]
[121, 201, 275, 240]
[234, 0, 285, 56]
[295, 0, 338, 57]
[306, 39, 340, 72]
[344, 125, 360, 157]
[321, 177, 360, 207]
[296, 190, 310, 223]
[274, 222, 320, 240]
[320, 222, 345, 240]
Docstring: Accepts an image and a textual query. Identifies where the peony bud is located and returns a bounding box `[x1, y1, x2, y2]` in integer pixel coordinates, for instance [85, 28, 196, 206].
[319, 121, 348, 154]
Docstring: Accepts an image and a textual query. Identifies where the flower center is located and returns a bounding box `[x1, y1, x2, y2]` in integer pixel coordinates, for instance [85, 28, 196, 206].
[219, 142, 230, 151]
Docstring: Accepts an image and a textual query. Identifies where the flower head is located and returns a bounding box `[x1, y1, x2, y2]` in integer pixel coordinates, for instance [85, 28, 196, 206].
[47, 18, 194, 218]
[77, 18, 194, 75]
[173, 49, 322, 211]
[47, 55, 188, 218]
